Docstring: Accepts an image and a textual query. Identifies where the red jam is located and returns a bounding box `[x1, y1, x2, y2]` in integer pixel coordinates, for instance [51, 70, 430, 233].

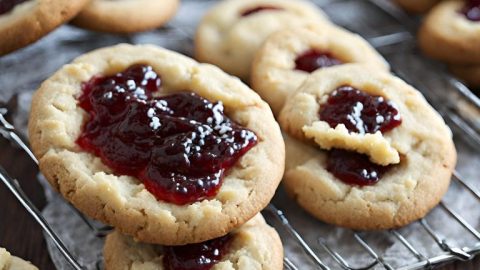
[319, 85, 402, 134]
[295, 50, 342, 73]
[461, 0, 480, 21]
[163, 235, 232, 270]
[320, 86, 401, 186]
[326, 149, 389, 186]
[76, 65, 257, 205]
[241, 6, 283, 16]
[0, 0, 28, 15]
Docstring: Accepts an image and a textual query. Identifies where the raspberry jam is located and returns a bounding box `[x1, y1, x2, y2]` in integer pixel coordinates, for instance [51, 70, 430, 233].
[320, 86, 401, 185]
[241, 6, 283, 16]
[461, 0, 480, 21]
[0, 0, 27, 15]
[295, 50, 342, 73]
[319, 85, 402, 134]
[77, 65, 257, 205]
[327, 149, 389, 186]
[163, 235, 232, 270]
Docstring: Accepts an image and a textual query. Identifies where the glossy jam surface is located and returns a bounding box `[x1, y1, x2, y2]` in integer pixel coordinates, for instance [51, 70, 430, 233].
[327, 149, 389, 186]
[241, 6, 283, 16]
[295, 50, 342, 73]
[319, 85, 402, 134]
[320, 86, 401, 186]
[77, 65, 257, 205]
[0, 0, 28, 15]
[461, 0, 480, 21]
[163, 235, 232, 270]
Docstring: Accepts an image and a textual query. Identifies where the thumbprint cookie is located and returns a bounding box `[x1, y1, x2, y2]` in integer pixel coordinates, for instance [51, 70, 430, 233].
[418, 0, 480, 64]
[279, 64, 456, 230]
[0, 248, 38, 270]
[251, 24, 388, 115]
[71, 0, 179, 33]
[0, 0, 89, 55]
[103, 214, 283, 270]
[393, 0, 440, 13]
[449, 63, 480, 88]
[195, 0, 330, 81]
[28, 44, 285, 245]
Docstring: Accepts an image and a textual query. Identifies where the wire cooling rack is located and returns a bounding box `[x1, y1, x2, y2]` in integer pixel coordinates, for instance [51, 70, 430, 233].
[1, 0, 480, 269]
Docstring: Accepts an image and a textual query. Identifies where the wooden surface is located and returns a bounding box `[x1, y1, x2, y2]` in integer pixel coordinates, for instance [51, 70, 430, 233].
[0, 140, 478, 270]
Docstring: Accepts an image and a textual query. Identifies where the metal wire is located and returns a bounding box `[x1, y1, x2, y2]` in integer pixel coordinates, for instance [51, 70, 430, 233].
[0, 112, 38, 164]
[0, 0, 479, 269]
[0, 153, 84, 269]
[0, 174, 85, 270]
[318, 238, 378, 270]
[353, 233, 395, 270]
[265, 204, 330, 270]
[389, 231, 428, 262]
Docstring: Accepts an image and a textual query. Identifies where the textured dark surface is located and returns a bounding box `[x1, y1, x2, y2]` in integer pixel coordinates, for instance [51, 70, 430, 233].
[0, 138, 54, 269]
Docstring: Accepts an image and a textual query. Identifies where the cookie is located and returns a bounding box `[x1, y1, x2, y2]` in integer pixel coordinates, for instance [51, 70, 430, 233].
[418, 0, 480, 64]
[71, 0, 179, 33]
[195, 0, 330, 81]
[393, 0, 440, 13]
[0, 248, 38, 270]
[28, 44, 285, 245]
[0, 0, 89, 56]
[279, 64, 456, 230]
[251, 24, 389, 115]
[449, 63, 480, 88]
[103, 214, 283, 270]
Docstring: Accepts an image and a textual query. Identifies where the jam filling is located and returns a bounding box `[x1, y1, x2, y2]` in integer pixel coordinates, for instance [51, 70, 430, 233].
[461, 0, 480, 21]
[76, 65, 257, 205]
[326, 149, 388, 186]
[319, 85, 402, 134]
[295, 50, 342, 73]
[163, 235, 232, 270]
[0, 0, 28, 15]
[319, 86, 402, 186]
[241, 6, 283, 17]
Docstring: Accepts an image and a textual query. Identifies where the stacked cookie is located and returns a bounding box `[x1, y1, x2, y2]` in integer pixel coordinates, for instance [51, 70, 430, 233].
[28, 44, 285, 269]
[195, 0, 456, 230]
[251, 25, 389, 115]
[418, 0, 480, 89]
[0, 0, 89, 56]
[70, 0, 179, 33]
[393, 0, 480, 89]
[0, 0, 179, 56]
[0, 248, 38, 270]
[195, 0, 330, 81]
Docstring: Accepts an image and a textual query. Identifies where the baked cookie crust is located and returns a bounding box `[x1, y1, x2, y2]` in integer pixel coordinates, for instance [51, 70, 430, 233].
[195, 0, 330, 81]
[103, 214, 284, 270]
[449, 64, 480, 88]
[418, 0, 480, 64]
[0, 0, 89, 56]
[279, 64, 456, 230]
[393, 0, 440, 13]
[71, 0, 179, 33]
[0, 248, 38, 270]
[251, 24, 388, 116]
[28, 44, 285, 245]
